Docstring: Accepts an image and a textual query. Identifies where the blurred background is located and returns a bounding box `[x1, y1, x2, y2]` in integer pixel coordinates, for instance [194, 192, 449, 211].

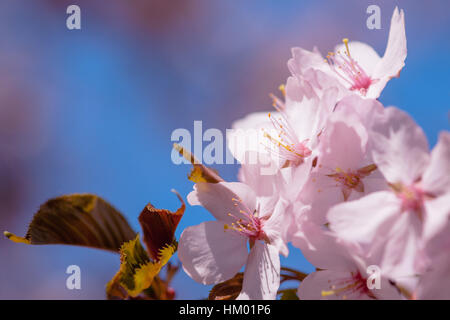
[0, 0, 449, 299]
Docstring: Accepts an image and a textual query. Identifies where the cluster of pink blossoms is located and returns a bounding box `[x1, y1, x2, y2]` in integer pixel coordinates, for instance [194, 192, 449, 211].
[178, 7, 450, 300]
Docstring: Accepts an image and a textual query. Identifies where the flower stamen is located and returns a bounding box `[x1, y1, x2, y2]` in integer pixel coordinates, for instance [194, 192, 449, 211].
[262, 110, 312, 165]
[326, 38, 376, 95]
[324, 164, 377, 200]
[321, 271, 373, 299]
[224, 197, 267, 241]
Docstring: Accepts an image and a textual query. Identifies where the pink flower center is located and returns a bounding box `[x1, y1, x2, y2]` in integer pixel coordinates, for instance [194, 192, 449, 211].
[391, 183, 425, 213]
[326, 38, 374, 96]
[322, 271, 373, 299]
[224, 197, 267, 241]
[324, 164, 377, 200]
[328, 168, 363, 190]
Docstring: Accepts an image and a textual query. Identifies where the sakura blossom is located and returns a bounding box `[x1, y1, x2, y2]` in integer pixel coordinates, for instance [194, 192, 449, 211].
[178, 181, 289, 299]
[227, 86, 338, 172]
[2, 2, 449, 304]
[175, 6, 450, 300]
[298, 95, 387, 224]
[327, 108, 450, 280]
[287, 7, 406, 100]
[292, 216, 402, 300]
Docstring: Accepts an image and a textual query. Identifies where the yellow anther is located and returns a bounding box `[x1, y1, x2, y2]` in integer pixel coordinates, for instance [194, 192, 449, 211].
[278, 84, 286, 97]
[321, 290, 336, 297]
[342, 38, 351, 57]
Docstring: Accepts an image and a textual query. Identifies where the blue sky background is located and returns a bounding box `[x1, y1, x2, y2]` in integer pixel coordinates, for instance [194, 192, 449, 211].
[0, 0, 448, 299]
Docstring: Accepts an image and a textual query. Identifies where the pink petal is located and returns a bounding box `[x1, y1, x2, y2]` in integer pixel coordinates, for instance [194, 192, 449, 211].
[377, 212, 422, 280]
[297, 270, 371, 300]
[291, 214, 356, 271]
[423, 193, 450, 243]
[285, 74, 318, 103]
[370, 107, 429, 185]
[422, 131, 450, 196]
[334, 94, 385, 127]
[187, 182, 257, 224]
[300, 111, 385, 223]
[277, 161, 312, 202]
[288, 47, 327, 76]
[420, 215, 450, 275]
[370, 7, 407, 98]
[298, 270, 401, 300]
[228, 111, 274, 165]
[319, 112, 368, 172]
[286, 87, 337, 145]
[375, 278, 406, 300]
[287, 46, 346, 102]
[328, 191, 401, 246]
[363, 174, 390, 194]
[417, 254, 450, 300]
[236, 242, 280, 300]
[237, 152, 278, 197]
[262, 198, 290, 257]
[178, 221, 248, 285]
[333, 41, 381, 76]
[300, 173, 348, 225]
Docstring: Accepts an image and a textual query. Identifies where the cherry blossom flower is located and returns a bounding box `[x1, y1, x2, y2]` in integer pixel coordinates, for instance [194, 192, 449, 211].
[236, 148, 322, 250]
[287, 7, 406, 99]
[328, 107, 450, 280]
[227, 87, 338, 171]
[178, 181, 289, 299]
[177, 6, 449, 301]
[292, 216, 402, 300]
[299, 96, 387, 224]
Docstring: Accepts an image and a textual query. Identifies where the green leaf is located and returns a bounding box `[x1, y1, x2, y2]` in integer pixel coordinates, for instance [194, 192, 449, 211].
[132, 244, 175, 295]
[4, 194, 136, 252]
[117, 234, 150, 292]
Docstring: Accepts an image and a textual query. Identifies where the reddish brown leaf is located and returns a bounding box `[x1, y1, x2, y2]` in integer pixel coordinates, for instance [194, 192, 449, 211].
[138, 190, 185, 261]
[4, 194, 136, 252]
[209, 273, 244, 300]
